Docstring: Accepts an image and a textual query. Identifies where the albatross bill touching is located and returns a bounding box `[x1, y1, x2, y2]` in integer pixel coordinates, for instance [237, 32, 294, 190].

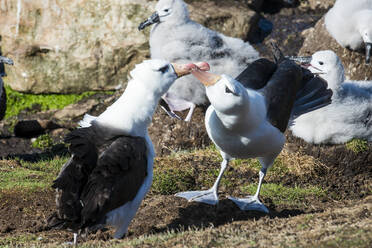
[325, 0, 372, 64]
[138, 0, 259, 121]
[0, 55, 14, 121]
[175, 46, 333, 213]
[289, 50, 372, 144]
[47, 59, 209, 243]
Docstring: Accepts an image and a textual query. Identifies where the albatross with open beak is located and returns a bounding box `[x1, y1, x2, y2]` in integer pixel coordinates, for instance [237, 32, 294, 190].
[175, 47, 333, 213]
[47, 59, 209, 244]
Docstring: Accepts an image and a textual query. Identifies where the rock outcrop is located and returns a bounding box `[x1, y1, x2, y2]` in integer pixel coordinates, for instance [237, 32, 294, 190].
[299, 18, 372, 81]
[0, 0, 260, 94]
[304, 0, 335, 10]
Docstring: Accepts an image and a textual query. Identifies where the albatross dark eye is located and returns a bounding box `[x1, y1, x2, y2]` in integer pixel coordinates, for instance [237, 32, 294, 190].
[225, 85, 237, 95]
[158, 65, 169, 73]
[164, 9, 169, 12]
[319, 61, 324, 65]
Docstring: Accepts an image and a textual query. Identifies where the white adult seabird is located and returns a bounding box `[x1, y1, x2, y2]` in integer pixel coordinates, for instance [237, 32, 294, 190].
[175, 47, 332, 213]
[138, 0, 259, 121]
[289, 50, 372, 144]
[47, 59, 209, 242]
[0, 55, 14, 121]
[325, 0, 372, 64]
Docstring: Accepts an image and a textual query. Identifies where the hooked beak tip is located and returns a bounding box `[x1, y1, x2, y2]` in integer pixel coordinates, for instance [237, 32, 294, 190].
[365, 43, 372, 65]
[171, 62, 210, 78]
[138, 12, 160, 31]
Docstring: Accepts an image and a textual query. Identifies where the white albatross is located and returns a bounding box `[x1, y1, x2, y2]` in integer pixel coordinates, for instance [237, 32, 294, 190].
[325, 0, 372, 64]
[138, 0, 259, 121]
[0, 55, 14, 121]
[175, 48, 332, 213]
[289, 50, 372, 144]
[47, 59, 209, 243]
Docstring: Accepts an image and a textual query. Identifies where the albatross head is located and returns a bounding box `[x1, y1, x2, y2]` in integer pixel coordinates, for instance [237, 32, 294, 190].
[138, 0, 189, 30]
[191, 69, 246, 114]
[130, 59, 209, 96]
[357, 10, 372, 64]
[289, 50, 345, 90]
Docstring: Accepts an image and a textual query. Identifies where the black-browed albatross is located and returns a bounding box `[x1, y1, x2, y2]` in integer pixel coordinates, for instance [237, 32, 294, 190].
[0, 54, 14, 121]
[47, 59, 209, 243]
[175, 46, 333, 213]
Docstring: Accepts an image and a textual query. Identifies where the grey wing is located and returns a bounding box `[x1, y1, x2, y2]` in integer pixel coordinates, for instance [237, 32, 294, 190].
[79, 135, 148, 227]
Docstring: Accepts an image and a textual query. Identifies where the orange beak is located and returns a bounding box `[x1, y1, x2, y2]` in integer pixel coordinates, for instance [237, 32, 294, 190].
[171, 62, 210, 78]
[191, 69, 222, 87]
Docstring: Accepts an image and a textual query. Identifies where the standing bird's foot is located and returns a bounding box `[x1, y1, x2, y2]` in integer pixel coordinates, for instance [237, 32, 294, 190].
[228, 195, 269, 213]
[175, 189, 219, 205]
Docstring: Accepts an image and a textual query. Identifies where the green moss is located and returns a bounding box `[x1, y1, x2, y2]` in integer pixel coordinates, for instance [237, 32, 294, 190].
[4, 85, 113, 119]
[345, 139, 369, 154]
[31, 134, 54, 149]
[240, 183, 327, 206]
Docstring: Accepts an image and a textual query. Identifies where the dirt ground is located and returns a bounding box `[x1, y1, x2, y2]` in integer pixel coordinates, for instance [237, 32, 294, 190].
[0, 133, 371, 246]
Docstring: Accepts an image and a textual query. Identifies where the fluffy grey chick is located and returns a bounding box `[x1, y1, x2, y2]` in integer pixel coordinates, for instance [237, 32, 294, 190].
[0, 55, 14, 120]
[139, 0, 259, 121]
[325, 0, 372, 64]
[290, 50, 372, 144]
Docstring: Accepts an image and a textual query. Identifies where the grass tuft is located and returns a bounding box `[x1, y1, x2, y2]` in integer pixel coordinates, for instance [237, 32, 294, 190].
[345, 138, 369, 154]
[31, 134, 55, 149]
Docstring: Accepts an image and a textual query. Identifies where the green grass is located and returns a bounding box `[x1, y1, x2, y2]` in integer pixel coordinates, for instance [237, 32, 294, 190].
[4, 85, 112, 119]
[240, 183, 327, 206]
[152, 167, 195, 195]
[345, 138, 369, 154]
[0, 157, 67, 192]
[31, 134, 55, 149]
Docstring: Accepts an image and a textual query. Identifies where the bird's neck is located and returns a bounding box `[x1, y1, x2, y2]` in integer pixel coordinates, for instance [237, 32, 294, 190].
[96, 80, 161, 137]
[323, 65, 345, 91]
[214, 91, 265, 132]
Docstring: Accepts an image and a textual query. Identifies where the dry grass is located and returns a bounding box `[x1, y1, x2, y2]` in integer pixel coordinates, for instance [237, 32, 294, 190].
[278, 147, 328, 177]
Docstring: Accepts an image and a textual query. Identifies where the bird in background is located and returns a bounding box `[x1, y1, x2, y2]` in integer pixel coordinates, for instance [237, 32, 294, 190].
[289, 50, 372, 144]
[138, 0, 259, 121]
[175, 44, 332, 213]
[47, 59, 209, 244]
[0, 54, 14, 121]
[325, 0, 372, 64]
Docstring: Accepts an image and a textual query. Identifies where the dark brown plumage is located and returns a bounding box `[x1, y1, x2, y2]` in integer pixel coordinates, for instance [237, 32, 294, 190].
[48, 124, 147, 233]
[0, 84, 6, 121]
